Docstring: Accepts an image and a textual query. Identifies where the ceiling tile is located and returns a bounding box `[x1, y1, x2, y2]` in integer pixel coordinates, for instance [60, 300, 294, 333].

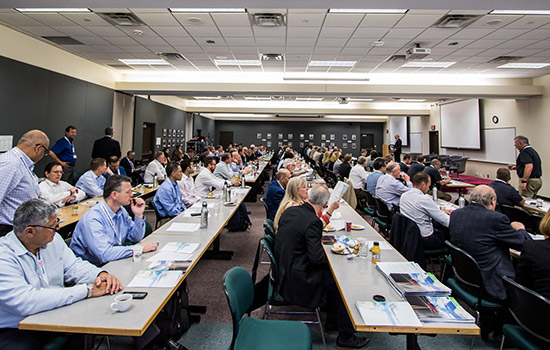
[384, 28, 425, 39]
[0, 13, 42, 26]
[324, 13, 363, 27]
[368, 47, 399, 55]
[515, 29, 550, 40]
[61, 13, 111, 26]
[174, 45, 206, 54]
[352, 27, 389, 39]
[253, 26, 286, 38]
[434, 39, 474, 48]
[131, 12, 181, 26]
[92, 45, 126, 54]
[413, 28, 459, 39]
[451, 47, 487, 56]
[184, 26, 221, 37]
[524, 41, 550, 50]
[448, 28, 495, 39]
[316, 37, 346, 47]
[132, 36, 168, 46]
[340, 46, 369, 54]
[218, 27, 254, 37]
[494, 39, 539, 49]
[163, 36, 197, 45]
[287, 26, 320, 38]
[105, 37, 139, 45]
[26, 14, 77, 26]
[313, 46, 342, 54]
[230, 46, 259, 53]
[506, 48, 546, 57]
[346, 38, 373, 47]
[172, 13, 215, 27]
[318, 27, 356, 38]
[150, 26, 190, 37]
[287, 13, 326, 27]
[482, 28, 526, 40]
[256, 37, 285, 46]
[286, 46, 315, 54]
[464, 39, 502, 49]
[395, 14, 443, 28]
[55, 25, 95, 37]
[84, 25, 125, 37]
[19, 26, 64, 36]
[146, 45, 176, 53]
[381, 38, 412, 48]
[359, 14, 403, 28]
[287, 37, 316, 46]
[476, 48, 515, 57]
[225, 37, 256, 46]
[211, 13, 250, 27]
[232, 53, 258, 60]
[120, 45, 151, 54]
[504, 15, 550, 29]
[73, 36, 112, 45]
[469, 15, 521, 29]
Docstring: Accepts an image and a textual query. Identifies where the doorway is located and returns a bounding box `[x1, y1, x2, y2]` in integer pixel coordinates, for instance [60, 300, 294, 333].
[142, 122, 156, 162]
[429, 131, 439, 155]
[219, 131, 233, 149]
[360, 133, 375, 151]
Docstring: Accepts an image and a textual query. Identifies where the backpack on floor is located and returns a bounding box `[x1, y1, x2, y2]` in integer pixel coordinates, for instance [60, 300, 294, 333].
[226, 204, 251, 232]
[156, 280, 192, 339]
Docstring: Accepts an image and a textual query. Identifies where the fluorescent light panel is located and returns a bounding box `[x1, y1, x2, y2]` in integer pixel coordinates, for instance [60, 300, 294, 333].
[398, 98, 426, 102]
[497, 63, 550, 69]
[295, 97, 324, 101]
[244, 96, 272, 101]
[401, 61, 456, 68]
[170, 8, 245, 13]
[284, 73, 369, 81]
[15, 8, 90, 12]
[329, 9, 408, 14]
[309, 60, 356, 67]
[119, 59, 169, 65]
[214, 59, 261, 66]
[348, 98, 374, 102]
[194, 96, 222, 100]
[489, 10, 550, 15]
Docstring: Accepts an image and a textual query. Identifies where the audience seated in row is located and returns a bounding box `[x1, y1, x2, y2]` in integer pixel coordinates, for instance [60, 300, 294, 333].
[153, 162, 186, 219]
[75, 158, 108, 198]
[489, 168, 525, 208]
[144, 151, 167, 183]
[39, 162, 86, 207]
[375, 161, 412, 210]
[263, 169, 291, 221]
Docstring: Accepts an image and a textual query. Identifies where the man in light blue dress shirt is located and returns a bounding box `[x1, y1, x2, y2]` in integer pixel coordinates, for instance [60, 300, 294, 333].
[0, 199, 122, 348]
[71, 175, 157, 266]
[214, 153, 238, 180]
[0, 130, 50, 236]
[153, 162, 186, 219]
[376, 161, 412, 209]
[75, 158, 110, 198]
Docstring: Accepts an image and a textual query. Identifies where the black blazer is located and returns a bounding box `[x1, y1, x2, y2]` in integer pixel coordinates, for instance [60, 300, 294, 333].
[407, 162, 425, 178]
[488, 180, 524, 207]
[423, 165, 443, 190]
[92, 136, 121, 160]
[515, 239, 550, 300]
[339, 162, 352, 179]
[120, 156, 134, 174]
[274, 202, 326, 309]
[449, 203, 531, 301]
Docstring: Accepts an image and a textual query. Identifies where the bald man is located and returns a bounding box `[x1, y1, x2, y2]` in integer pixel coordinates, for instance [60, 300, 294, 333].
[0, 130, 50, 236]
[264, 169, 291, 221]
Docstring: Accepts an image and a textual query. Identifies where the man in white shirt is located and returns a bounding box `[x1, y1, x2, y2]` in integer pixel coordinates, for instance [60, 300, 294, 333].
[400, 172, 451, 250]
[214, 153, 237, 180]
[177, 159, 200, 207]
[195, 157, 239, 197]
[39, 162, 86, 207]
[349, 156, 369, 202]
[376, 161, 412, 209]
[144, 151, 167, 183]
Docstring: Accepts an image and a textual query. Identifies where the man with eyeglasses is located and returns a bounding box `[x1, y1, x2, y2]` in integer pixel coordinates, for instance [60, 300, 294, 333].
[39, 162, 86, 207]
[0, 199, 123, 348]
[0, 130, 50, 236]
[153, 162, 186, 223]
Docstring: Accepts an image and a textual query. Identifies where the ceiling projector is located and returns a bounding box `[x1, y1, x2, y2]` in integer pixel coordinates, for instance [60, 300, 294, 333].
[406, 47, 431, 60]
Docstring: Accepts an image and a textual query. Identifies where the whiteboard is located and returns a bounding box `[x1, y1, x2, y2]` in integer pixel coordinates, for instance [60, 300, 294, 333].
[440, 99, 481, 149]
[406, 132, 422, 153]
[453, 128, 516, 164]
[388, 116, 408, 146]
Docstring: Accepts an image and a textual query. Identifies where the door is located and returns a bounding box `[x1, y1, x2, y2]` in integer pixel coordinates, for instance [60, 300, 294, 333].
[429, 131, 439, 155]
[360, 133, 375, 151]
[219, 131, 233, 149]
[142, 122, 156, 162]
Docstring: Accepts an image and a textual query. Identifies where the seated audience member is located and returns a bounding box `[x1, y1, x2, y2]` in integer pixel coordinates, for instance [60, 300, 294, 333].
[71, 175, 157, 266]
[230, 151, 250, 174]
[264, 169, 291, 221]
[338, 154, 352, 179]
[385, 154, 394, 163]
[376, 161, 412, 209]
[195, 157, 239, 197]
[284, 158, 306, 177]
[76, 158, 109, 198]
[39, 162, 86, 207]
[121, 151, 139, 175]
[172, 144, 183, 162]
[105, 155, 127, 177]
[0, 199, 123, 348]
[365, 150, 378, 171]
[399, 153, 411, 173]
[333, 154, 345, 175]
[400, 173, 451, 250]
[407, 155, 425, 178]
[449, 185, 531, 302]
[178, 159, 200, 207]
[488, 168, 525, 208]
[214, 153, 237, 180]
[423, 159, 452, 202]
[349, 156, 369, 201]
[275, 185, 370, 349]
[153, 162, 186, 220]
[162, 147, 171, 162]
[144, 151, 167, 183]
[366, 158, 386, 197]
[182, 148, 195, 162]
[277, 151, 294, 170]
[516, 210, 550, 299]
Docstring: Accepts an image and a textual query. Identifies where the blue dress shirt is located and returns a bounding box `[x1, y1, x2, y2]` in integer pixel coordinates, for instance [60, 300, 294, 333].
[50, 136, 77, 164]
[70, 201, 145, 266]
[0, 147, 40, 226]
[366, 170, 383, 197]
[76, 170, 106, 198]
[0, 232, 100, 328]
[153, 178, 185, 218]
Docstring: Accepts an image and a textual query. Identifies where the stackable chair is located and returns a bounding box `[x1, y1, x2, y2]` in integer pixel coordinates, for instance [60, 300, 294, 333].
[501, 205, 542, 235]
[259, 197, 270, 220]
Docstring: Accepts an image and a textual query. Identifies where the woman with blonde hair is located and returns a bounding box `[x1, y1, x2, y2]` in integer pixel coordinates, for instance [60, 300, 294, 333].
[322, 149, 331, 166]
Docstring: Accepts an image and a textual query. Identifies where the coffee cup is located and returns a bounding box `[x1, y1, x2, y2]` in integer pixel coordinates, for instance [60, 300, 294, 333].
[110, 294, 132, 312]
[132, 245, 143, 262]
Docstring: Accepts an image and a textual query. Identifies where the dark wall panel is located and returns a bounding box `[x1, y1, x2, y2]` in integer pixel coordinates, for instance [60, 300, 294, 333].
[133, 97, 187, 159]
[0, 56, 113, 176]
[193, 114, 216, 144]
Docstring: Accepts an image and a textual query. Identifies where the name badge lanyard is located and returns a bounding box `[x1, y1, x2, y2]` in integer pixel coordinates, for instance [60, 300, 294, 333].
[36, 249, 49, 288]
[100, 203, 122, 245]
[65, 137, 77, 160]
[16, 151, 40, 196]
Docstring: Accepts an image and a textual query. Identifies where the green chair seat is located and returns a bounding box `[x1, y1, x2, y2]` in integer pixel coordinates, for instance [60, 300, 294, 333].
[235, 317, 312, 350]
[374, 217, 388, 228]
[363, 207, 375, 216]
[424, 248, 448, 256]
[43, 336, 68, 350]
[503, 324, 548, 350]
[447, 278, 502, 309]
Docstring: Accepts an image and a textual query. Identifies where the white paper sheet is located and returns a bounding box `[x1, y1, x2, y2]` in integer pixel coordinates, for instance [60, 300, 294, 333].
[376, 262, 424, 276]
[355, 301, 422, 327]
[161, 242, 200, 254]
[127, 270, 182, 288]
[146, 251, 193, 262]
[166, 223, 200, 232]
[367, 240, 393, 250]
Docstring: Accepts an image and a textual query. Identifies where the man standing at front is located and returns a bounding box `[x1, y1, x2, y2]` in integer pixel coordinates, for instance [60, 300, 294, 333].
[49, 125, 78, 184]
[71, 175, 157, 266]
[0, 130, 50, 236]
[510, 135, 542, 198]
[392, 134, 402, 162]
[92, 126, 121, 160]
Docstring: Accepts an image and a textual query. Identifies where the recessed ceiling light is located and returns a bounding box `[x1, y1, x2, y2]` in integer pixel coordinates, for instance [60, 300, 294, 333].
[295, 97, 324, 101]
[484, 18, 504, 26]
[329, 9, 408, 14]
[348, 98, 375, 102]
[15, 8, 90, 13]
[371, 40, 385, 47]
[215, 55, 228, 59]
[284, 73, 369, 81]
[118, 59, 169, 65]
[169, 8, 246, 13]
[401, 61, 456, 68]
[497, 63, 550, 69]
[398, 98, 426, 102]
[309, 60, 356, 67]
[194, 96, 222, 100]
[244, 96, 272, 101]
[214, 59, 261, 66]
[186, 17, 204, 24]
[489, 10, 550, 15]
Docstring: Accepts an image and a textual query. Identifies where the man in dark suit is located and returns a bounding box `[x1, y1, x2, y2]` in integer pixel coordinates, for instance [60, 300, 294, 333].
[488, 168, 525, 208]
[399, 153, 411, 173]
[338, 154, 352, 179]
[275, 185, 369, 349]
[423, 159, 452, 201]
[263, 169, 290, 221]
[392, 134, 402, 162]
[407, 154, 425, 178]
[182, 148, 195, 162]
[450, 185, 531, 302]
[92, 126, 121, 160]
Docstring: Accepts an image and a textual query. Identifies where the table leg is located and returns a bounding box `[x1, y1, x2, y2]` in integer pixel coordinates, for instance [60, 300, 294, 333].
[406, 334, 420, 350]
[203, 236, 234, 260]
[83, 334, 94, 350]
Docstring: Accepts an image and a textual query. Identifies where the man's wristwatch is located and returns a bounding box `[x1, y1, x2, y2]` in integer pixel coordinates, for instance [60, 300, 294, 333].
[86, 283, 94, 298]
[521, 180, 528, 183]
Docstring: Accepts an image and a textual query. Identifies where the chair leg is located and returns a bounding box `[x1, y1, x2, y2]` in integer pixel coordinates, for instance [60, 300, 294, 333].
[315, 307, 327, 349]
[499, 334, 505, 350]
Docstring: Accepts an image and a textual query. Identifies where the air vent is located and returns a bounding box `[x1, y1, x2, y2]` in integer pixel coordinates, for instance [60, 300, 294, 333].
[42, 36, 84, 45]
[97, 12, 145, 26]
[261, 53, 284, 61]
[107, 64, 135, 70]
[432, 14, 482, 28]
[386, 55, 406, 62]
[157, 52, 186, 61]
[250, 13, 286, 27]
[487, 56, 523, 64]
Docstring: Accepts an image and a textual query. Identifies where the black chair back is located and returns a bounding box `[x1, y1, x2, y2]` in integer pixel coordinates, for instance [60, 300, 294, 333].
[374, 197, 392, 223]
[365, 191, 376, 211]
[149, 201, 163, 229]
[259, 197, 270, 220]
[501, 205, 541, 235]
[445, 241, 484, 304]
[390, 212, 426, 268]
[502, 276, 550, 344]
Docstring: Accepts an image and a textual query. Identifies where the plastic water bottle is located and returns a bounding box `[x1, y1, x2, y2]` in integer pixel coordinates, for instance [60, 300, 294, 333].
[432, 187, 438, 201]
[458, 196, 466, 208]
[200, 202, 208, 228]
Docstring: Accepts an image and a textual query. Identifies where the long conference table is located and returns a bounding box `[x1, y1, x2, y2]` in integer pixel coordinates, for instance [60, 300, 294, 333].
[324, 200, 479, 350]
[19, 186, 251, 349]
